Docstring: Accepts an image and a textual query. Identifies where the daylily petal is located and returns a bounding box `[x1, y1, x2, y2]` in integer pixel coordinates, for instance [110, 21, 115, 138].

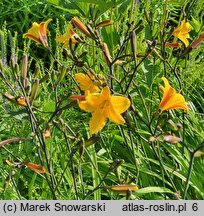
[101, 86, 111, 99]
[162, 93, 188, 112]
[56, 34, 69, 45]
[75, 73, 90, 87]
[23, 19, 52, 47]
[181, 21, 191, 33]
[159, 77, 188, 113]
[159, 77, 175, 108]
[159, 86, 175, 108]
[177, 35, 189, 47]
[43, 18, 53, 31]
[106, 104, 125, 124]
[56, 24, 79, 46]
[79, 93, 103, 112]
[39, 18, 52, 47]
[173, 20, 191, 47]
[75, 72, 100, 93]
[89, 109, 107, 134]
[110, 96, 131, 114]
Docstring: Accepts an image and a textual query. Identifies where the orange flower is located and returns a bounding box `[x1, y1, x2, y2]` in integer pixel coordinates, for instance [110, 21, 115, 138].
[78, 86, 130, 134]
[16, 96, 27, 107]
[75, 71, 101, 94]
[56, 23, 80, 46]
[23, 18, 52, 47]
[159, 77, 188, 112]
[172, 20, 191, 47]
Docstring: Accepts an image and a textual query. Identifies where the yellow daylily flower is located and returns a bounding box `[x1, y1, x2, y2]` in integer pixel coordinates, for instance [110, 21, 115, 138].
[23, 18, 52, 47]
[78, 86, 131, 134]
[56, 23, 80, 46]
[159, 77, 188, 112]
[172, 20, 191, 47]
[75, 71, 101, 94]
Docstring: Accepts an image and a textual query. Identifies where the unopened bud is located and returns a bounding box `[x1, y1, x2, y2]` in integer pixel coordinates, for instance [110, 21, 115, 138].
[69, 95, 85, 102]
[194, 150, 203, 158]
[30, 79, 39, 105]
[104, 184, 138, 194]
[21, 55, 28, 88]
[173, 191, 180, 200]
[43, 125, 51, 139]
[190, 33, 204, 49]
[164, 135, 181, 144]
[72, 17, 92, 38]
[102, 43, 112, 65]
[165, 42, 182, 48]
[96, 20, 113, 28]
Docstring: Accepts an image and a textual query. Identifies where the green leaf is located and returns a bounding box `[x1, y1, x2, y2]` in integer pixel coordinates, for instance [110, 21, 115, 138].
[42, 101, 56, 112]
[142, 59, 160, 87]
[46, 0, 81, 15]
[118, 0, 131, 14]
[46, 0, 60, 4]
[191, 16, 201, 33]
[7, 110, 28, 121]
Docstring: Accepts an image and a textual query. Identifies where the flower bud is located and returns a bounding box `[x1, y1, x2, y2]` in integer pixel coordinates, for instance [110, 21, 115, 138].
[25, 162, 50, 175]
[21, 55, 28, 88]
[190, 33, 204, 49]
[194, 150, 203, 158]
[104, 184, 138, 193]
[72, 17, 92, 38]
[30, 79, 39, 105]
[96, 20, 113, 28]
[43, 125, 51, 139]
[165, 42, 182, 48]
[164, 135, 181, 144]
[69, 95, 85, 102]
[102, 43, 112, 65]
[126, 188, 132, 200]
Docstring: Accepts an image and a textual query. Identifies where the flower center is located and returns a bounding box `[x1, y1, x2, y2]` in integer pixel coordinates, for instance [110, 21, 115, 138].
[100, 100, 109, 112]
